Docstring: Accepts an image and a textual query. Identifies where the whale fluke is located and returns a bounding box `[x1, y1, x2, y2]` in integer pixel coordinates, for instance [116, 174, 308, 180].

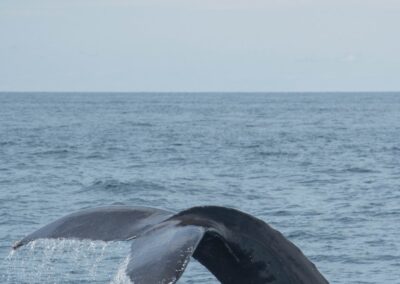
[13, 206, 173, 249]
[127, 221, 205, 283]
[14, 205, 328, 284]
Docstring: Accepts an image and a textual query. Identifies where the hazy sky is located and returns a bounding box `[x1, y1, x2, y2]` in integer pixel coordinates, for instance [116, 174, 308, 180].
[1, 0, 399, 92]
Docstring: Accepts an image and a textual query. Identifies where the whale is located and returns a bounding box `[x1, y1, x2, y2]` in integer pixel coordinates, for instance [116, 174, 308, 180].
[13, 205, 328, 284]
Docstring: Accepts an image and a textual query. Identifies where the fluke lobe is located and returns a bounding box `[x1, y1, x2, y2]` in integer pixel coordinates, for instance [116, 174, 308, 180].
[13, 205, 328, 284]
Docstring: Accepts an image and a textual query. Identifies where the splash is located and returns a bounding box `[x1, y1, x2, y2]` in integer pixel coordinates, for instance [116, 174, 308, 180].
[2, 239, 129, 283]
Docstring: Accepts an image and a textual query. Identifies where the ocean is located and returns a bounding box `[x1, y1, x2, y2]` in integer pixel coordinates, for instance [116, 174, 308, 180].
[0, 92, 399, 283]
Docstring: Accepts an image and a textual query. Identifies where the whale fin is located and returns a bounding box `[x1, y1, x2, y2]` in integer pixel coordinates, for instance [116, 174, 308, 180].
[13, 206, 173, 249]
[126, 221, 205, 284]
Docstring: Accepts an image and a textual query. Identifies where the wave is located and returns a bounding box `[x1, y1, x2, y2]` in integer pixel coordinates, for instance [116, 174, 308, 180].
[78, 179, 167, 195]
[258, 151, 298, 157]
[343, 167, 377, 174]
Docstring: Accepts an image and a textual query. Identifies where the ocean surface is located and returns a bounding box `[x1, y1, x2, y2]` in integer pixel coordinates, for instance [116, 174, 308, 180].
[0, 92, 399, 283]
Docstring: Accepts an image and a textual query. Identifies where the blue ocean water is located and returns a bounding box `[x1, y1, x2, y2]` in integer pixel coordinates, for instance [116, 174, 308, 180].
[0, 92, 399, 283]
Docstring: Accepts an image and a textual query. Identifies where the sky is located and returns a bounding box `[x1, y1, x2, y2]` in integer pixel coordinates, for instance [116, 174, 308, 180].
[0, 0, 399, 92]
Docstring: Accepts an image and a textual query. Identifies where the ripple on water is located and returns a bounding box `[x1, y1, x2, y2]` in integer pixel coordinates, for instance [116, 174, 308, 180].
[78, 179, 167, 195]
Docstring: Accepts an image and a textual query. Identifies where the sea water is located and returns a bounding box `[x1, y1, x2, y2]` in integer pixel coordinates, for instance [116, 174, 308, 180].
[0, 92, 399, 283]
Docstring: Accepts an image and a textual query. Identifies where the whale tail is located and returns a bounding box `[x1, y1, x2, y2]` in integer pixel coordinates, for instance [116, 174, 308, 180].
[14, 205, 328, 284]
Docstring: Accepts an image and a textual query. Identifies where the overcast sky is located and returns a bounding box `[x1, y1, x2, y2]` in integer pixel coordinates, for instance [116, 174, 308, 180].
[1, 0, 399, 92]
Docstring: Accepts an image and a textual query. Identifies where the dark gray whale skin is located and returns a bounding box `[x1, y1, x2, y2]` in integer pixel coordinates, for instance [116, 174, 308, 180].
[14, 205, 328, 284]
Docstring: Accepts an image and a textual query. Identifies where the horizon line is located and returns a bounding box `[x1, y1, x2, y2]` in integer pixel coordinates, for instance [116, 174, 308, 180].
[1, 91, 400, 94]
